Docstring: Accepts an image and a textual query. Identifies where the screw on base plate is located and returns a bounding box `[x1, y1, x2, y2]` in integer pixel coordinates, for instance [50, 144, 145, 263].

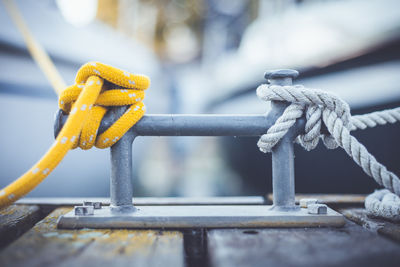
[299, 198, 319, 208]
[307, 204, 328, 215]
[83, 201, 102, 209]
[74, 206, 94, 216]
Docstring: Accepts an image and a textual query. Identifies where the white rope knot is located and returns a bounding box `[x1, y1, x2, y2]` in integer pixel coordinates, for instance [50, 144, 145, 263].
[256, 83, 400, 220]
[256, 84, 352, 152]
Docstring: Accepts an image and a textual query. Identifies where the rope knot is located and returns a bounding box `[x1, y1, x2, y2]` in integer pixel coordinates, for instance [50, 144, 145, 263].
[257, 83, 400, 197]
[256, 84, 352, 152]
[59, 62, 150, 149]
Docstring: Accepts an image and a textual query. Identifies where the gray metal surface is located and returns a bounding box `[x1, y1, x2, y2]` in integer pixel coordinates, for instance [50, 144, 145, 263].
[57, 205, 345, 229]
[17, 196, 266, 206]
[267, 73, 300, 210]
[56, 113, 284, 137]
[109, 106, 136, 212]
[131, 114, 276, 136]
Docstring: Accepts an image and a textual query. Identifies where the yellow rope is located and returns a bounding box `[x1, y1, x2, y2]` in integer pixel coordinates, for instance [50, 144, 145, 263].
[0, 62, 150, 208]
[2, 0, 66, 95]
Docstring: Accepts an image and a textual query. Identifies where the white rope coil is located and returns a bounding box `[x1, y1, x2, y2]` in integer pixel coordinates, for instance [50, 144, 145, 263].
[257, 84, 400, 219]
[365, 189, 400, 222]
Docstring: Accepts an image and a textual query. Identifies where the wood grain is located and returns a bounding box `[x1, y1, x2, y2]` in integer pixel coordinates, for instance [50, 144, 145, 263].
[208, 220, 400, 267]
[341, 208, 400, 243]
[0, 208, 184, 267]
[0, 205, 43, 249]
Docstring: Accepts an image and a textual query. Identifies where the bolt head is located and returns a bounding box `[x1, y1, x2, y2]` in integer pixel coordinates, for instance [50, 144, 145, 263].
[264, 69, 299, 80]
[299, 198, 318, 208]
[74, 206, 94, 216]
[83, 201, 102, 209]
[307, 204, 328, 215]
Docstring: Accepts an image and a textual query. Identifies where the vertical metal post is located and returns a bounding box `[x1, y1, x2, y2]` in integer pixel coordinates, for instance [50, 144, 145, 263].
[110, 107, 135, 212]
[266, 70, 300, 211]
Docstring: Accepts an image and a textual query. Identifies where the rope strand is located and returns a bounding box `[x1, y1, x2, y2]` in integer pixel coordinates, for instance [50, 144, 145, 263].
[351, 107, 400, 131]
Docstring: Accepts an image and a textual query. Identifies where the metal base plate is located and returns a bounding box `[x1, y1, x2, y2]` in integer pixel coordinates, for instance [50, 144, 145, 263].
[57, 205, 345, 229]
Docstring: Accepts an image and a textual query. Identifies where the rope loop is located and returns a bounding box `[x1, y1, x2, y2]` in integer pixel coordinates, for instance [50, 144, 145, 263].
[256, 84, 352, 151]
[256, 83, 400, 198]
[59, 62, 150, 149]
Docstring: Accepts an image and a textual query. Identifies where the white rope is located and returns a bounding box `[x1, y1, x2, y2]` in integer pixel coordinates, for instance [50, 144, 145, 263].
[365, 189, 400, 222]
[257, 84, 400, 220]
[351, 107, 400, 131]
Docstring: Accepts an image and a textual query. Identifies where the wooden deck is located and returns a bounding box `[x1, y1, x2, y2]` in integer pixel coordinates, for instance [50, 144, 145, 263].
[0, 195, 399, 267]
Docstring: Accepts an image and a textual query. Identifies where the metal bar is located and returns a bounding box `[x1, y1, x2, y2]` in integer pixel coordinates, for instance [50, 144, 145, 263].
[56, 113, 279, 137]
[109, 107, 136, 212]
[271, 110, 296, 209]
[130, 114, 275, 136]
[266, 70, 300, 210]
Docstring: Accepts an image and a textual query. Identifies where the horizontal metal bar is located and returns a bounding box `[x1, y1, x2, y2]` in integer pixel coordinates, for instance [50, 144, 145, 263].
[57, 112, 283, 137]
[130, 114, 275, 136]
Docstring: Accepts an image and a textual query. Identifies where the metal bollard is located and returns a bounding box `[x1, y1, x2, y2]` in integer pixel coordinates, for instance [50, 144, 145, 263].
[54, 70, 306, 213]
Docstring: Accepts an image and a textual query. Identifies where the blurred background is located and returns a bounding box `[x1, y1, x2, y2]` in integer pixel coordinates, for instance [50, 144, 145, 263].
[0, 0, 399, 198]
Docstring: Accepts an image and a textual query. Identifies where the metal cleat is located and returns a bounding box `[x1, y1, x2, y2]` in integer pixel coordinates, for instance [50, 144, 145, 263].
[55, 69, 345, 229]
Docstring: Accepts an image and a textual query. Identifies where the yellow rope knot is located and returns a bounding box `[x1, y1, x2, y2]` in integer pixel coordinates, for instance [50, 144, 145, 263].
[59, 62, 150, 149]
[0, 62, 150, 208]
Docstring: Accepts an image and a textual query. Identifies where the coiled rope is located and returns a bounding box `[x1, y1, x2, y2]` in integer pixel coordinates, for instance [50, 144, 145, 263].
[0, 62, 150, 208]
[257, 84, 400, 221]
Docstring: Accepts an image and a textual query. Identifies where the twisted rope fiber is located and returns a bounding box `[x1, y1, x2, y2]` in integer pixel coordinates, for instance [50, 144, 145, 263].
[0, 62, 150, 208]
[257, 84, 400, 220]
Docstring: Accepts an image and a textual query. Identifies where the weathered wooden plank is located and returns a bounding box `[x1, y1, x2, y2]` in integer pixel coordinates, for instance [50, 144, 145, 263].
[0, 208, 184, 267]
[341, 208, 400, 243]
[208, 220, 400, 267]
[0, 205, 44, 249]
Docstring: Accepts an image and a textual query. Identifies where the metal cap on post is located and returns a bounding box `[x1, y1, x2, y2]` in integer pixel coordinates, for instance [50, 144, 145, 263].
[264, 69, 299, 83]
[265, 69, 300, 211]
